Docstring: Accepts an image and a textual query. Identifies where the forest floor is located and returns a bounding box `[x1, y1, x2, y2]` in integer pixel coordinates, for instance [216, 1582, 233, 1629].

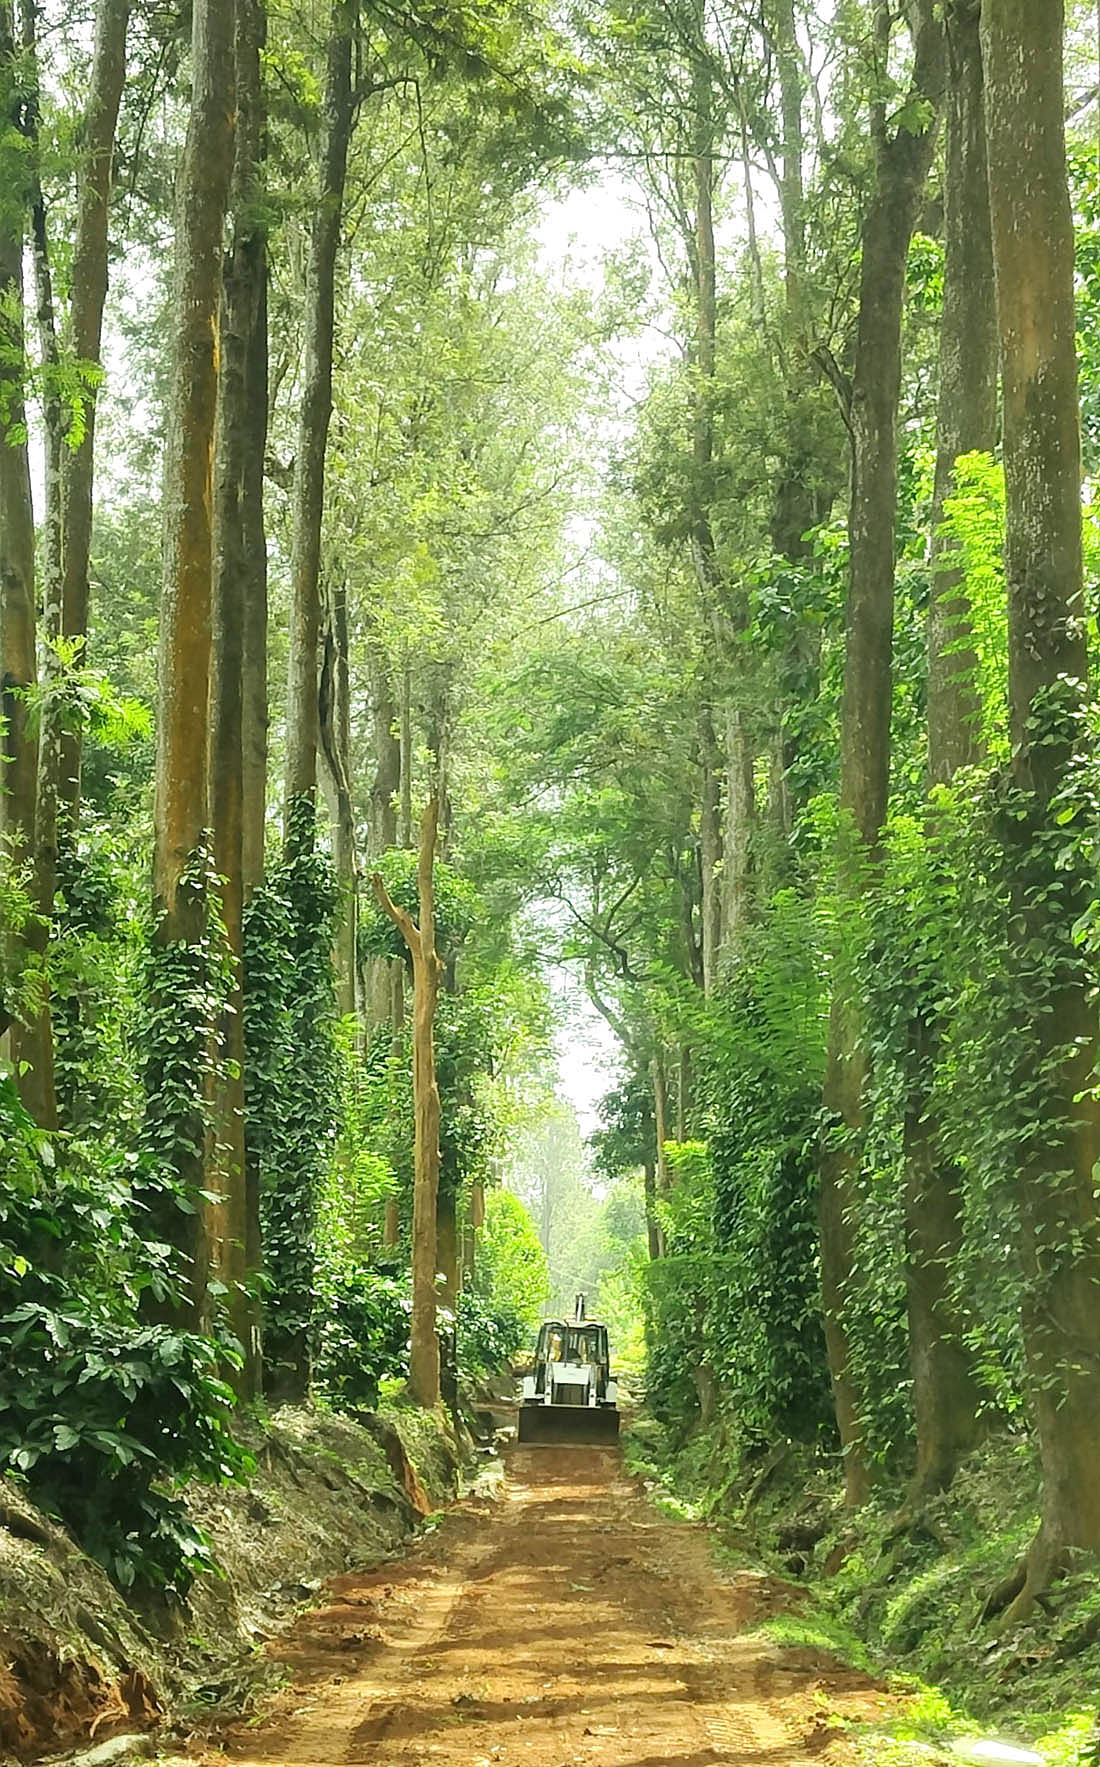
[197, 1441, 900, 1767]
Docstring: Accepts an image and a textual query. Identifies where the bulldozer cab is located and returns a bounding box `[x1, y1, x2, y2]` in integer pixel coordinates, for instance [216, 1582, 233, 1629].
[532, 1320, 610, 1389]
[519, 1314, 619, 1444]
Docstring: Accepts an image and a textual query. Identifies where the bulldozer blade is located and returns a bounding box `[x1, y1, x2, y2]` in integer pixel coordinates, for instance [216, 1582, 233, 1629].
[517, 1404, 620, 1446]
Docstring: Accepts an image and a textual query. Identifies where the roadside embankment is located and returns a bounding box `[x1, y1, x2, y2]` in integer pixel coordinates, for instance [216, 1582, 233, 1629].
[0, 1401, 463, 1762]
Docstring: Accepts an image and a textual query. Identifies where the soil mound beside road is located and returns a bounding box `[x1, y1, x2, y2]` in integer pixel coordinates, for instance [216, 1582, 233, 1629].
[210, 1443, 892, 1767]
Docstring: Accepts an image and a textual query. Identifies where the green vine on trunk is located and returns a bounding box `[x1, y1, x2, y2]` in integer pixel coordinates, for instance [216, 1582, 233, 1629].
[245, 797, 339, 1400]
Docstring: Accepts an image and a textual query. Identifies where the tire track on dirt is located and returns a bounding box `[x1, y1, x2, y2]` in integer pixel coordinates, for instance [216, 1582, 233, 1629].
[210, 1442, 882, 1767]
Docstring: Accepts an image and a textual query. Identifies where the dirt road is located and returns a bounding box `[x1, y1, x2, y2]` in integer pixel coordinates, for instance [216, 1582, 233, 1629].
[213, 1445, 887, 1767]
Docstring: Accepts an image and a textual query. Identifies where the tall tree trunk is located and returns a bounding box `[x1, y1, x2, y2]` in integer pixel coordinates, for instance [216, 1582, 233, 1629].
[904, 0, 996, 1500]
[23, 0, 62, 1138]
[283, 0, 355, 826]
[0, 4, 54, 1126]
[399, 658, 413, 847]
[437, 1189, 459, 1310]
[819, 0, 944, 1506]
[699, 709, 722, 995]
[366, 646, 400, 1027]
[928, 3, 995, 784]
[212, 0, 267, 1393]
[653, 1051, 670, 1201]
[320, 578, 359, 1017]
[373, 800, 443, 1409]
[643, 1155, 662, 1261]
[721, 707, 755, 952]
[772, 0, 805, 317]
[982, 0, 1100, 1620]
[241, 261, 269, 902]
[381, 951, 405, 1249]
[237, 5, 269, 1390]
[146, 0, 234, 1323]
[57, 0, 130, 825]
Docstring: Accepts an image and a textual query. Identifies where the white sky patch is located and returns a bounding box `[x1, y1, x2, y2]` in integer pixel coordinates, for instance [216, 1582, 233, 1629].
[549, 964, 621, 1138]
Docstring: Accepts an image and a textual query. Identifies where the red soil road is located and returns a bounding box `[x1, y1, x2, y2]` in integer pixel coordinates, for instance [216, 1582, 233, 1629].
[209, 1445, 891, 1767]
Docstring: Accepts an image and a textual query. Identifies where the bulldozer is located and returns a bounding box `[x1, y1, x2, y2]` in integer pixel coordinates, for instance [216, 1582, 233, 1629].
[517, 1295, 620, 1444]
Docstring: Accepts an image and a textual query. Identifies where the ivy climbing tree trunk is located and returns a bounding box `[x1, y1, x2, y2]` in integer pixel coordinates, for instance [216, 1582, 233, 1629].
[982, 0, 1100, 1622]
[818, 0, 944, 1506]
[57, 0, 130, 826]
[904, 0, 996, 1500]
[146, 0, 234, 1324]
[265, 0, 355, 1401]
[373, 798, 444, 1410]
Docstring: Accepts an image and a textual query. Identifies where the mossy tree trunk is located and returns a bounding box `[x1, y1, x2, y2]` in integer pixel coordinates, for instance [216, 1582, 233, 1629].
[146, 0, 234, 1324]
[211, 0, 267, 1392]
[819, 0, 944, 1506]
[904, 0, 997, 1501]
[982, 0, 1100, 1621]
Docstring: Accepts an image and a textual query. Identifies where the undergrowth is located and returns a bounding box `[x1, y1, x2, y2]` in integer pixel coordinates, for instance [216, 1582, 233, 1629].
[625, 1419, 1100, 1764]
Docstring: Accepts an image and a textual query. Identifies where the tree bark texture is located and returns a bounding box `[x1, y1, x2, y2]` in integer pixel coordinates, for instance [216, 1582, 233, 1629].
[57, 0, 130, 825]
[643, 1155, 662, 1262]
[284, 0, 355, 819]
[147, 0, 234, 1319]
[904, 0, 997, 1499]
[373, 799, 444, 1409]
[320, 578, 359, 1017]
[982, 0, 1100, 1616]
[241, 218, 269, 902]
[211, 0, 267, 1392]
[437, 1188, 459, 1310]
[819, 0, 944, 1506]
[399, 661, 413, 847]
[699, 709, 722, 995]
[652, 1050, 669, 1257]
[0, 4, 53, 1126]
[366, 648, 401, 1027]
[720, 707, 755, 956]
[927, 0, 997, 785]
[22, 0, 64, 1010]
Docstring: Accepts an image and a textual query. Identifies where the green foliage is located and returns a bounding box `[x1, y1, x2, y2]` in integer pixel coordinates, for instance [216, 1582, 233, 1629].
[639, 891, 834, 1450]
[52, 826, 142, 1137]
[471, 1188, 548, 1332]
[317, 1021, 398, 1270]
[457, 1284, 529, 1375]
[0, 1077, 249, 1595]
[0, 833, 45, 1036]
[314, 1267, 411, 1411]
[358, 847, 480, 963]
[935, 451, 1007, 757]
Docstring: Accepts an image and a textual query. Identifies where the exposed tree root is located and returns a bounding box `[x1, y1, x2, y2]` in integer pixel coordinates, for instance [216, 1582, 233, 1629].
[981, 1531, 1069, 1630]
[979, 1558, 1027, 1626]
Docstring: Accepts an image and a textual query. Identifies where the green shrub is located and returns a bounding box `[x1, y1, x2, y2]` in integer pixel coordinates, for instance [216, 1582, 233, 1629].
[314, 1266, 411, 1410]
[457, 1286, 528, 1375]
[0, 1077, 249, 1596]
